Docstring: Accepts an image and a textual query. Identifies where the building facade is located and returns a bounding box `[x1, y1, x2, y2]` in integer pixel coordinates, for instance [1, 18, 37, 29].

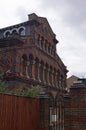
[67, 75, 78, 92]
[0, 13, 67, 130]
[64, 78, 86, 130]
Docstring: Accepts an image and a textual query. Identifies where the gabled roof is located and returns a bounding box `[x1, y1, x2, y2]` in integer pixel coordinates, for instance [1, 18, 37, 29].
[0, 13, 58, 44]
[28, 13, 59, 44]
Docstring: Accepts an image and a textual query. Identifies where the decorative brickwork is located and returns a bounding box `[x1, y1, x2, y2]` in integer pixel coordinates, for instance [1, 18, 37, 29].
[0, 13, 67, 130]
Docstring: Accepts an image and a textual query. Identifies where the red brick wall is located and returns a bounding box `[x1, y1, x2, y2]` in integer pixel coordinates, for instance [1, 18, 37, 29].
[64, 88, 86, 130]
[40, 98, 50, 130]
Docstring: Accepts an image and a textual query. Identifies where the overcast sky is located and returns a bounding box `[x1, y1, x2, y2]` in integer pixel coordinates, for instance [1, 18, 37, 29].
[0, 0, 86, 78]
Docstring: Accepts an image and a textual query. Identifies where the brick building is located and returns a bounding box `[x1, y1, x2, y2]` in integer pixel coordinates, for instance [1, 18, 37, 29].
[0, 13, 67, 130]
[67, 75, 78, 92]
[64, 78, 86, 130]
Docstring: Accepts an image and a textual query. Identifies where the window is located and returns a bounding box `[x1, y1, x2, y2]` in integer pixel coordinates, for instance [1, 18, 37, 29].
[48, 46, 50, 54]
[5, 31, 10, 38]
[19, 27, 25, 35]
[45, 42, 47, 51]
[57, 70, 60, 88]
[12, 30, 17, 35]
[28, 54, 34, 78]
[4, 30, 11, 38]
[35, 58, 39, 80]
[39, 61, 44, 82]
[40, 37, 44, 49]
[37, 35, 40, 45]
[21, 54, 27, 76]
[49, 66, 52, 85]
[28, 61, 32, 78]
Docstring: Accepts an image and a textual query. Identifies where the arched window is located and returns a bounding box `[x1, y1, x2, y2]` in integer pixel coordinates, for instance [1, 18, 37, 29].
[18, 27, 25, 35]
[57, 70, 60, 88]
[53, 68, 56, 86]
[45, 40, 48, 52]
[21, 54, 27, 76]
[61, 75, 63, 88]
[41, 37, 44, 49]
[5, 31, 10, 38]
[48, 45, 50, 54]
[12, 29, 17, 35]
[4, 30, 11, 38]
[51, 47, 53, 55]
[35, 58, 39, 80]
[37, 34, 40, 45]
[28, 54, 34, 78]
[49, 66, 52, 85]
[52, 47, 54, 56]
[39, 61, 44, 82]
[44, 63, 48, 83]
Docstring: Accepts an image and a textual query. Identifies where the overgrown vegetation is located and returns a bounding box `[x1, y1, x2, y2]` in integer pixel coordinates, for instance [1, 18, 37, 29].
[0, 74, 8, 93]
[0, 74, 42, 97]
[0, 79, 41, 98]
[7, 85, 42, 98]
[25, 85, 41, 97]
[0, 80, 8, 92]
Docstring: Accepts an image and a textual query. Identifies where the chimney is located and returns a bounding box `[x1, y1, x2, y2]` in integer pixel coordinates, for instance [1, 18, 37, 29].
[28, 13, 38, 21]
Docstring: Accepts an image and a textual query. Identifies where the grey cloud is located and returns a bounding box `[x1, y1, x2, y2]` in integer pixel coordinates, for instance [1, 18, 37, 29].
[29, 0, 86, 77]
[40, 0, 86, 39]
[0, 0, 86, 77]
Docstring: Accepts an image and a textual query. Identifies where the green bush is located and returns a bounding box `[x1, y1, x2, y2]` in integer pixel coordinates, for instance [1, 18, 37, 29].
[0, 80, 8, 93]
[25, 85, 41, 97]
[0, 76, 42, 98]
